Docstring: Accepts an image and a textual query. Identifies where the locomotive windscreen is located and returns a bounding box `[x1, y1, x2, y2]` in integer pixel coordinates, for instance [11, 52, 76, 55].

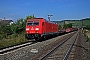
[27, 21, 39, 26]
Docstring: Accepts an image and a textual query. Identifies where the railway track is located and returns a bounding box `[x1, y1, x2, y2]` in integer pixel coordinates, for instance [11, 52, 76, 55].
[31, 31, 77, 60]
[35, 30, 89, 60]
[67, 31, 90, 60]
[38, 31, 78, 60]
[0, 39, 36, 54]
[0, 32, 73, 54]
[0, 31, 78, 60]
[0, 31, 89, 60]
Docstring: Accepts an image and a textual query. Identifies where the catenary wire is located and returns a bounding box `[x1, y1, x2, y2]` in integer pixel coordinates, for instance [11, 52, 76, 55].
[62, 0, 75, 18]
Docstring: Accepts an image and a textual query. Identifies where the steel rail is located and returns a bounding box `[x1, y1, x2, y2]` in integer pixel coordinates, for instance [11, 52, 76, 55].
[38, 32, 76, 60]
[62, 32, 79, 60]
[0, 40, 36, 54]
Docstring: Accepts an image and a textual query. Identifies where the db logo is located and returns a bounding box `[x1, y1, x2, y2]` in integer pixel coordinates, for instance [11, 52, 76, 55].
[31, 27, 34, 30]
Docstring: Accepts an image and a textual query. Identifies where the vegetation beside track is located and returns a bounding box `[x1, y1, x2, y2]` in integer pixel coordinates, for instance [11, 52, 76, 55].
[83, 30, 90, 52]
[0, 15, 35, 49]
[0, 15, 90, 49]
[85, 31, 90, 45]
[0, 33, 28, 49]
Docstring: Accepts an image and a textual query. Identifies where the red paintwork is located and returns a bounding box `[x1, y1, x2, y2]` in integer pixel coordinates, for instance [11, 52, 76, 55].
[66, 28, 72, 32]
[25, 18, 58, 38]
[66, 28, 78, 33]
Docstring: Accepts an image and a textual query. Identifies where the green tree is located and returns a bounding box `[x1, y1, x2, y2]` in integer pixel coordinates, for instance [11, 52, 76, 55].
[0, 24, 13, 38]
[11, 15, 36, 34]
[0, 15, 36, 39]
[82, 18, 90, 20]
[63, 23, 72, 29]
[23, 15, 36, 29]
[25, 15, 35, 20]
[58, 24, 61, 30]
[85, 25, 90, 30]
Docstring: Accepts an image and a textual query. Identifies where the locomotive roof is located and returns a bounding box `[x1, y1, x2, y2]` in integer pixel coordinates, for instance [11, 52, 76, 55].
[27, 18, 44, 20]
[44, 19, 57, 24]
[27, 18, 57, 24]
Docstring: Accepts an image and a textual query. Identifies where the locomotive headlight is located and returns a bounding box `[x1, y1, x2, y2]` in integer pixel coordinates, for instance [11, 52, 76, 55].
[35, 28, 39, 30]
[26, 28, 29, 30]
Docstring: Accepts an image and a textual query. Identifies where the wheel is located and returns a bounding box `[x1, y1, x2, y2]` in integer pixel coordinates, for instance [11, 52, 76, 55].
[35, 37, 42, 42]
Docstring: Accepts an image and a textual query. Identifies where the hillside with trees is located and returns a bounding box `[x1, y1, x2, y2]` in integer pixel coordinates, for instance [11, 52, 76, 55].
[53, 18, 90, 30]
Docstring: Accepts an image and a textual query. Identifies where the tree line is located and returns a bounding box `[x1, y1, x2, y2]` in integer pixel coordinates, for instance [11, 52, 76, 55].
[0, 15, 35, 39]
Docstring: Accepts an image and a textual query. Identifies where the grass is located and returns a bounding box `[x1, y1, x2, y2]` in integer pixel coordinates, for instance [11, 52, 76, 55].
[84, 30, 90, 50]
[82, 32, 90, 42]
[0, 33, 28, 49]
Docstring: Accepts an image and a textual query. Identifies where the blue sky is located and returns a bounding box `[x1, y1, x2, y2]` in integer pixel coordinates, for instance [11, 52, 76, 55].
[0, 0, 90, 22]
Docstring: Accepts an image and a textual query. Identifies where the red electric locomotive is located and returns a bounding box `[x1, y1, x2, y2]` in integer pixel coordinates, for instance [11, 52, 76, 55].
[25, 18, 58, 41]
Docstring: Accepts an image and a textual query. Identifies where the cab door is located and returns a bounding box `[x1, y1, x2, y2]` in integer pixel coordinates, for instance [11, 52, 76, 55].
[42, 22, 46, 34]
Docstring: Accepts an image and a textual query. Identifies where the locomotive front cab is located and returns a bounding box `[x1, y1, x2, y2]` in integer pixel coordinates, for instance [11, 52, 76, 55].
[25, 20, 41, 39]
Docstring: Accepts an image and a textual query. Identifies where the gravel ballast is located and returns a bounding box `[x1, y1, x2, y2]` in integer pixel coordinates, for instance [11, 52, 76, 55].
[0, 32, 75, 60]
